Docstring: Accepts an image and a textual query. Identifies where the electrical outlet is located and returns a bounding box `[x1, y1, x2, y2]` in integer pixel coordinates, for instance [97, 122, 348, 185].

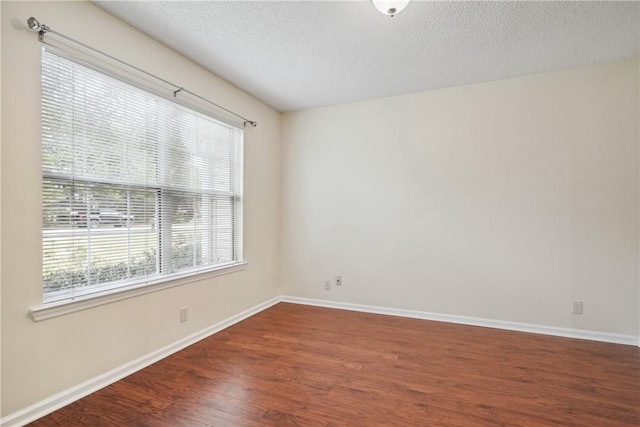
[571, 300, 583, 315]
[336, 275, 342, 286]
[180, 306, 189, 322]
[324, 279, 331, 290]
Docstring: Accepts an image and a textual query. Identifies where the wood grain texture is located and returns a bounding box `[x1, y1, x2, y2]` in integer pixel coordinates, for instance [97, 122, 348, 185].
[28, 303, 640, 426]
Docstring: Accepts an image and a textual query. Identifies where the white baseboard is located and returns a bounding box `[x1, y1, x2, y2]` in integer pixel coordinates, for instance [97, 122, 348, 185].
[3, 294, 637, 426]
[280, 296, 640, 347]
[0, 296, 281, 427]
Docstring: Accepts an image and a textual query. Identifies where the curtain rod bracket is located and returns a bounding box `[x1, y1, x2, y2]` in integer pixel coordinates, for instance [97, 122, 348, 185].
[38, 25, 50, 43]
[244, 121, 257, 128]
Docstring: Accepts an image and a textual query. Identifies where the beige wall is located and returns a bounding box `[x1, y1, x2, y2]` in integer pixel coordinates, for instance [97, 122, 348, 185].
[280, 60, 640, 337]
[1, 1, 281, 416]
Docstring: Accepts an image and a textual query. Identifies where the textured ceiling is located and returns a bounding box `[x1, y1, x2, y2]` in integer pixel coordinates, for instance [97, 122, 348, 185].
[94, 1, 639, 112]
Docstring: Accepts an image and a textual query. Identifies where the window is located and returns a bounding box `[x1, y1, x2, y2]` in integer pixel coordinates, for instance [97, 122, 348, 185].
[41, 48, 244, 304]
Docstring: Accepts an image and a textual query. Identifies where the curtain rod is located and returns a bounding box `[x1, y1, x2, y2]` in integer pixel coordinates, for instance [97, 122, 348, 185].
[26, 17, 257, 128]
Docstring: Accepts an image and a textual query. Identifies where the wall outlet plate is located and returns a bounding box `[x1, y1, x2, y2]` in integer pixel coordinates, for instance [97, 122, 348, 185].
[571, 300, 583, 315]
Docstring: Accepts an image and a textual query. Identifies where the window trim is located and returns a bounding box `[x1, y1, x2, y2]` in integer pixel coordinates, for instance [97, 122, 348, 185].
[39, 46, 245, 306]
[31, 261, 247, 321]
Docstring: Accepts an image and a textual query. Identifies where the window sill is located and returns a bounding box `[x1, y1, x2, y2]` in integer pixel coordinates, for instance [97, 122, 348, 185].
[30, 262, 248, 322]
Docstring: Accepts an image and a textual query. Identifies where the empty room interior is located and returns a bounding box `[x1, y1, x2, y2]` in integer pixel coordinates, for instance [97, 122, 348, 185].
[1, 1, 639, 426]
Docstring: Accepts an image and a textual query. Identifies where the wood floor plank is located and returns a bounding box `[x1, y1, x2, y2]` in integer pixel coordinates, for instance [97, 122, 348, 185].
[28, 302, 640, 426]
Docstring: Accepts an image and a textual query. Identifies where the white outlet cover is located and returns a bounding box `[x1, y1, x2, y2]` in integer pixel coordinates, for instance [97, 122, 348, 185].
[571, 301, 583, 314]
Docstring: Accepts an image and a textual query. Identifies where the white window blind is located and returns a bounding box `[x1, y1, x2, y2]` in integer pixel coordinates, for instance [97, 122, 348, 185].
[41, 48, 244, 303]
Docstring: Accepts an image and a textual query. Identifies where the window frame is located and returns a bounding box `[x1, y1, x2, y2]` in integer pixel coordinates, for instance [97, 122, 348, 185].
[38, 46, 246, 311]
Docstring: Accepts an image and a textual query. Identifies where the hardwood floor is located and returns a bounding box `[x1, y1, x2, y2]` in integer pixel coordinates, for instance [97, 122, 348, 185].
[29, 303, 639, 426]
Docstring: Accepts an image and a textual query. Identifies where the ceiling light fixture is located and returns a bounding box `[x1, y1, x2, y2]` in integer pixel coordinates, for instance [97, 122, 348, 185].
[372, 0, 410, 17]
